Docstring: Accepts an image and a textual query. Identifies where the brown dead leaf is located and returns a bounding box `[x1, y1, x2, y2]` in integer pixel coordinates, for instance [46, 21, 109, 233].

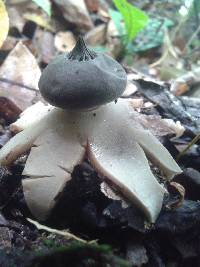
[85, 24, 106, 46]
[84, 0, 99, 12]
[1, 36, 18, 51]
[0, 0, 9, 48]
[130, 111, 185, 138]
[33, 29, 55, 64]
[53, 0, 93, 31]
[170, 68, 200, 96]
[171, 82, 189, 96]
[166, 182, 185, 209]
[0, 97, 21, 123]
[0, 42, 41, 110]
[54, 31, 76, 53]
[100, 181, 129, 208]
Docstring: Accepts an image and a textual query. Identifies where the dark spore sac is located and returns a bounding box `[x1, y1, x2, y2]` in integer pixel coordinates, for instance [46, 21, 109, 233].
[39, 37, 127, 110]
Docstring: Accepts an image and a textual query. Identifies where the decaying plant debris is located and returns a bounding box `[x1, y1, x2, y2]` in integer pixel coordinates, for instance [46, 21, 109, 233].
[1, 1, 200, 266]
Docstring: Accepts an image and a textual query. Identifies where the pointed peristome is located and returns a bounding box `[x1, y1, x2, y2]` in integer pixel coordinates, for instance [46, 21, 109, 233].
[38, 38, 127, 109]
[67, 36, 97, 61]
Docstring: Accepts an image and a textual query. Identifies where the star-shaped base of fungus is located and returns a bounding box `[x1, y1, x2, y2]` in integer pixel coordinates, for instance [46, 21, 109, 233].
[0, 99, 182, 222]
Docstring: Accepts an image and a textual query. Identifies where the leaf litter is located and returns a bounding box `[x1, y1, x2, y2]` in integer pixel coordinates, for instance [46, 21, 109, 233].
[0, 1, 200, 266]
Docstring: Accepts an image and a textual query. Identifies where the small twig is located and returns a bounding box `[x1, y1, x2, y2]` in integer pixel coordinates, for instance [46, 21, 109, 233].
[171, 2, 193, 43]
[176, 132, 200, 161]
[150, 29, 177, 68]
[182, 23, 200, 54]
[27, 218, 96, 244]
[0, 78, 38, 92]
[150, 49, 168, 68]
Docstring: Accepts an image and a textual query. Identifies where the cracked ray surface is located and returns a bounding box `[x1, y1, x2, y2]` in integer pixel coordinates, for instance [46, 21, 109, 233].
[0, 99, 182, 221]
[22, 118, 86, 220]
[88, 133, 165, 222]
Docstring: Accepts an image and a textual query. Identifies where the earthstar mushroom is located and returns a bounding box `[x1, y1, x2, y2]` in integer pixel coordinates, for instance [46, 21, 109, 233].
[0, 38, 182, 222]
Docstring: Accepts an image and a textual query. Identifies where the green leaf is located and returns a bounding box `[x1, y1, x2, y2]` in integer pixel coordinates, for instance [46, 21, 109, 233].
[32, 0, 51, 16]
[112, 0, 148, 43]
[128, 18, 174, 53]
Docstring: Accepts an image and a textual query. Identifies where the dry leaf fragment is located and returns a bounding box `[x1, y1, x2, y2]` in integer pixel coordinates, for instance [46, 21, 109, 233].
[166, 182, 185, 209]
[7, 6, 24, 33]
[33, 29, 55, 64]
[54, 31, 76, 53]
[53, 0, 93, 31]
[0, 42, 41, 110]
[132, 113, 185, 138]
[0, 0, 9, 48]
[23, 13, 54, 32]
[100, 181, 129, 208]
[84, 0, 99, 12]
[1, 36, 18, 51]
[170, 67, 200, 96]
[85, 24, 106, 46]
[0, 97, 21, 123]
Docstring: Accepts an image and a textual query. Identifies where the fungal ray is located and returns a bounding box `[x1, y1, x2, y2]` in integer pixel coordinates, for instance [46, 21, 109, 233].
[0, 100, 182, 221]
[88, 131, 165, 223]
[22, 124, 86, 220]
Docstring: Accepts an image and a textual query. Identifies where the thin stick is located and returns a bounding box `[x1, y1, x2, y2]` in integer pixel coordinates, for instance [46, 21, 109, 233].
[0, 78, 38, 92]
[27, 218, 95, 244]
[182, 23, 200, 54]
[177, 132, 200, 161]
